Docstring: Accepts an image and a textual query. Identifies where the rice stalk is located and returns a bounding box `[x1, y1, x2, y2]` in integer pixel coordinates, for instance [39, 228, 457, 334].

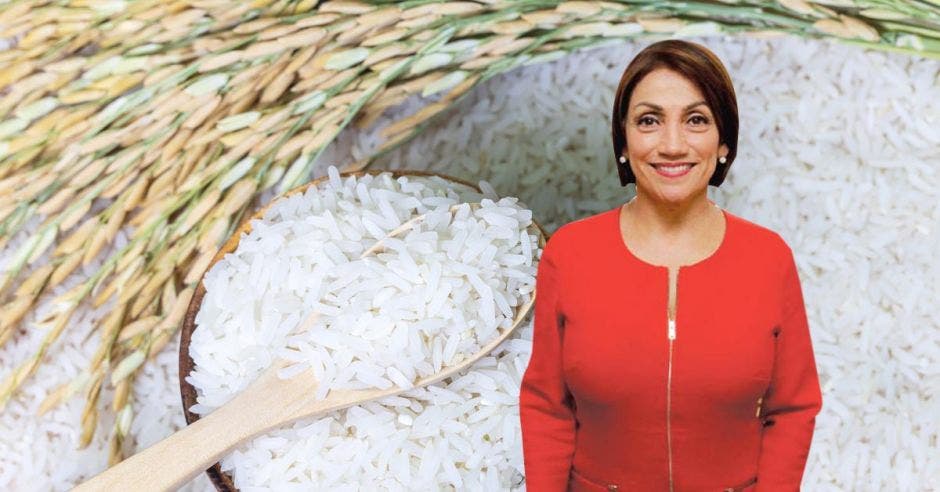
[79, 366, 105, 448]
[37, 369, 92, 417]
[77, 299, 133, 446]
[109, 385, 133, 465]
[1, 0, 937, 438]
[0, 185, 203, 405]
[113, 283, 195, 381]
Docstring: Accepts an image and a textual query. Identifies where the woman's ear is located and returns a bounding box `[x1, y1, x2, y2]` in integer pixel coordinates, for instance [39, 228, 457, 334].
[719, 142, 729, 158]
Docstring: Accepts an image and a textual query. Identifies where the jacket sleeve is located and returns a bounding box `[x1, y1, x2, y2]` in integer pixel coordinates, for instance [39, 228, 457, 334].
[756, 244, 823, 491]
[519, 235, 576, 491]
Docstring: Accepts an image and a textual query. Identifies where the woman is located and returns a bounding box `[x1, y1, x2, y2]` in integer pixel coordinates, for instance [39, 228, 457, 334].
[519, 40, 823, 492]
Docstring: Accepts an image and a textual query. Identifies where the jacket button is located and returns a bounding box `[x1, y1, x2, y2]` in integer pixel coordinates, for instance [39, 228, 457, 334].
[607, 486, 619, 491]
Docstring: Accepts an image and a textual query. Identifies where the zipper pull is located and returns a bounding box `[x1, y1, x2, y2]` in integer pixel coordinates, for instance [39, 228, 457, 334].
[668, 318, 676, 340]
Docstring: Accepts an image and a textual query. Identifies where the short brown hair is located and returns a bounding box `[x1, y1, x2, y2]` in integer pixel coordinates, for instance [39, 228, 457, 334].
[611, 39, 739, 187]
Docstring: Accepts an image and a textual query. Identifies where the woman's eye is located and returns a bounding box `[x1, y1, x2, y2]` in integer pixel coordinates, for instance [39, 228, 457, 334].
[636, 115, 708, 127]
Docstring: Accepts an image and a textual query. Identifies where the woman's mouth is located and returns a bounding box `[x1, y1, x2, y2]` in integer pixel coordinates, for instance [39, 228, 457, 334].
[652, 162, 695, 178]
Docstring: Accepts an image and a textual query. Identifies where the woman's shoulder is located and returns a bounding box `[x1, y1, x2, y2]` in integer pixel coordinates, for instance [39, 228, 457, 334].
[724, 209, 794, 259]
[544, 207, 618, 250]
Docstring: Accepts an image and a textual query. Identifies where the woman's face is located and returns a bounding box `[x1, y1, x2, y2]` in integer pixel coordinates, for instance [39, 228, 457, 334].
[623, 68, 728, 205]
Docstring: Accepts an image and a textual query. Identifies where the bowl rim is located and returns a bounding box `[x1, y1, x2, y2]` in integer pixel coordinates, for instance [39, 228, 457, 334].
[178, 167, 548, 491]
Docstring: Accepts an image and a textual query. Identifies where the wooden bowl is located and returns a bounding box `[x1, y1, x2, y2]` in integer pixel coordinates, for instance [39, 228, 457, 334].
[178, 167, 549, 490]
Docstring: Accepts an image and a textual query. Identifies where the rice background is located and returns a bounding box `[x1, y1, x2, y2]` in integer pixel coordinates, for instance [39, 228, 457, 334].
[1, 33, 938, 490]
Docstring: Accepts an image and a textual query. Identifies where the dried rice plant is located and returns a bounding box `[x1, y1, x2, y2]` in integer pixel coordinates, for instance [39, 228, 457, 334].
[1, 0, 938, 457]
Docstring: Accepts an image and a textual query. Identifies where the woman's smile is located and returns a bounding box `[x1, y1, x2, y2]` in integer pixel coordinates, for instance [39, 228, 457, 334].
[651, 162, 696, 178]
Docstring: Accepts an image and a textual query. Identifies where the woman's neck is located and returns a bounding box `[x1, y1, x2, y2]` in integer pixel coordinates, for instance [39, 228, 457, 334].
[624, 192, 720, 240]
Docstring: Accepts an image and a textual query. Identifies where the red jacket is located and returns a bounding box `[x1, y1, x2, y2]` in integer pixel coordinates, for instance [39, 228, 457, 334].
[520, 205, 823, 491]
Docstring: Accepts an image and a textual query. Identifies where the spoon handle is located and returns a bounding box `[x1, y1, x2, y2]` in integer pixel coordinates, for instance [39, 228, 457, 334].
[74, 363, 307, 491]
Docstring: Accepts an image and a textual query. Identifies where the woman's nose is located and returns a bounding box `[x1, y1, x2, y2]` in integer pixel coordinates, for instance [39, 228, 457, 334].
[660, 121, 688, 155]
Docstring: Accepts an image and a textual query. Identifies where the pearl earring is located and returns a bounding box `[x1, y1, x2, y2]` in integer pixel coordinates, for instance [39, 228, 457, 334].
[618, 156, 626, 164]
[719, 156, 727, 164]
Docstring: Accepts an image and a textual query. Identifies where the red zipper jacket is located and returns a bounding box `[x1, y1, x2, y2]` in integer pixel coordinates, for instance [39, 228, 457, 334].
[519, 205, 823, 491]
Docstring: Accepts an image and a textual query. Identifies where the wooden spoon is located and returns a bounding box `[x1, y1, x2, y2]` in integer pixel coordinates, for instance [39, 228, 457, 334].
[75, 202, 540, 491]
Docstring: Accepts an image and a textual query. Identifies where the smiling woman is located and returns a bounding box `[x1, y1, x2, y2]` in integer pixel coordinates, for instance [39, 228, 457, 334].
[519, 39, 823, 492]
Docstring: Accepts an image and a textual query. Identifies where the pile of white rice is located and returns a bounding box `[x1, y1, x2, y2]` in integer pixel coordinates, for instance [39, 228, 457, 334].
[184, 166, 539, 488]
[1, 33, 937, 491]
[188, 167, 538, 404]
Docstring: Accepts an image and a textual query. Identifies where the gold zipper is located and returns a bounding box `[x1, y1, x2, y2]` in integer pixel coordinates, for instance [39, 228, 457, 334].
[666, 267, 679, 492]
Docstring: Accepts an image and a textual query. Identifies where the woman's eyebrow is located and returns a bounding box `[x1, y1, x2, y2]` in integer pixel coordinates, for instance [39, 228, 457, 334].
[632, 100, 707, 112]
